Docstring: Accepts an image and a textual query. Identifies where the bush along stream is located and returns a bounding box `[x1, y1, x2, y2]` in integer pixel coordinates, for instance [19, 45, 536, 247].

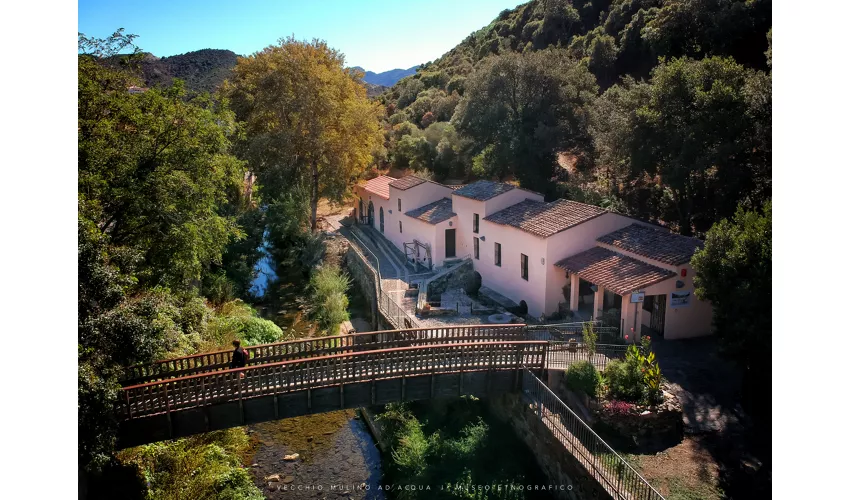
[374, 398, 554, 500]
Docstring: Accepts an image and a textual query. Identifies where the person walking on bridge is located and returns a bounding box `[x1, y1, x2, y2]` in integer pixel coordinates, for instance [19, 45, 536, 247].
[230, 340, 248, 379]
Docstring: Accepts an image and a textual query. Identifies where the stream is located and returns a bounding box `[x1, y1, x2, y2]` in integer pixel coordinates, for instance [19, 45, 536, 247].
[246, 235, 385, 499]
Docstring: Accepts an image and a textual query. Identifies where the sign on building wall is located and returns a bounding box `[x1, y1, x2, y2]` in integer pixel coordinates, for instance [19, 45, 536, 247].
[670, 290, 691, 308]
[630, 292, 645, 303]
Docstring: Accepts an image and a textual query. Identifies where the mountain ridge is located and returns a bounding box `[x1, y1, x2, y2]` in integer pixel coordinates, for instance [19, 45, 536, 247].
[352, 66, 418, 86]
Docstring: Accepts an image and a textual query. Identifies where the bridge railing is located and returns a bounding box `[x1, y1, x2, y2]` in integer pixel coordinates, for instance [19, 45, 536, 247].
[121, 341, 548, 420]
[521, 366, 664, 500]
[122, 324, 530, 385]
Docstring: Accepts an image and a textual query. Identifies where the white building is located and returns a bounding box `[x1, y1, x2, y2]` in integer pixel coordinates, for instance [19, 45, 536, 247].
[354, 175, 712, 340]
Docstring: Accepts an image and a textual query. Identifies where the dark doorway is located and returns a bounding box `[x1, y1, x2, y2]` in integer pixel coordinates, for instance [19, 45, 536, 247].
[644, 294, 666, 337]
[379, 207, 384, 233]
[445, 228, 456, 258]
[367, 201, 374, 227]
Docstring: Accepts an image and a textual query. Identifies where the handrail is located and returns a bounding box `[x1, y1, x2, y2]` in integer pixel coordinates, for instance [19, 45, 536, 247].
[125, 340, 547, 390]
[521, 366, 664, 500]
[122, 324, 529, 385]
[120, 341, 549, 420]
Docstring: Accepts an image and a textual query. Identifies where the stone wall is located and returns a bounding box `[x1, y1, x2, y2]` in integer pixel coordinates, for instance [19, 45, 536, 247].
[487, 393, 611, 500]
[426, 259, 475, 300]
[344, 246, 378, 329]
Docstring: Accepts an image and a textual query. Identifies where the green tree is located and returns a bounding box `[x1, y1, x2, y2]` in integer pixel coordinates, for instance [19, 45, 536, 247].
[590, 56, 771, 234]
[691, 201, 771, 416]
[78, 56, 245, 289]
[454, 49, 598, 193]
[226, 37, 384, 231]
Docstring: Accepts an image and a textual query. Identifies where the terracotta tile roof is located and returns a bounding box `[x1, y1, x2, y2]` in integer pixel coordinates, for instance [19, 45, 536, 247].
[362, 175, 394, 199]
[484, 199, 607, 238]
[554, 247, 676, 295]
[452, 180, 516, 201]
[597, 224, 704, 265]
[405, 198, 456, 224]
[389, 175, 428, 190]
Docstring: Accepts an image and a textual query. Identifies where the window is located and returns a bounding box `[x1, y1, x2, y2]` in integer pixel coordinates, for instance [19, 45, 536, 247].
[494, 242, 501, 267]
[398, 198, 402, 211]
[474, 237, 480, 259]
[521, 253, 528, 281]
[399, 221, 403, 233]
[473, 213, 479, 233]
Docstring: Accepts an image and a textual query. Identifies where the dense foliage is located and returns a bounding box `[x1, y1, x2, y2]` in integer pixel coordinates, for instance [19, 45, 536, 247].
[691, 201, 771, 416]
[564, 360, 601, 397]
[377, 400, 546, 499]
[602, 340, 662, 404]
[224, 37, 385, 231]
[117, 430, 263, 500]
[78, 33, 283, 500]
[377, 0, 771, 235]
[79, 54, 246, 289]
[308, 264, 352, 334]
[131, 49, 240, 94]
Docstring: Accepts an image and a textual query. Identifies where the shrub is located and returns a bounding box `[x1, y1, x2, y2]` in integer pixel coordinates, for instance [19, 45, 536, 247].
[391, 418, 428, 476]
[564, 361, 601, 397]
[309, 264, 351, 334]
[603, 356, 644, 402]
[239, 317, 283, 346]
[582, 322, 597, 357]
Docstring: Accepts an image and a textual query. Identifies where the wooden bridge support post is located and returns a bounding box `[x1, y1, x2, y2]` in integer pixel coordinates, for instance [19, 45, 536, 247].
[238, 374, 245, 425]
[162, 385, 173, 439]
[458, 346, 465, 396]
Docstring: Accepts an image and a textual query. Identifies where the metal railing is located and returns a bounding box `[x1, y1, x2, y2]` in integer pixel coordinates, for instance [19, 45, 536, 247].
[379, 289, 420, 329]
[527, 321, 622, 343]
[546, 342, 628, 371]
[347, 225, 424, 330]
[122, 324, 530, 385]
[521, 366, 664, 500]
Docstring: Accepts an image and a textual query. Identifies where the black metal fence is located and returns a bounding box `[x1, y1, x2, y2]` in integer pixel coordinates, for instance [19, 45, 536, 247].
[546, 342, 629, 371]
[521, 366, 665, 500]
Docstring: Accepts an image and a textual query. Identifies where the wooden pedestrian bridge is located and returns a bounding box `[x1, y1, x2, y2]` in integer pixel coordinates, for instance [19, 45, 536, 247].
[117, 323, 663, 499]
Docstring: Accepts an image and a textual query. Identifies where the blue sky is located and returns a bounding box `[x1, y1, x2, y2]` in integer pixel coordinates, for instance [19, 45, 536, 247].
[78, 0, 521, 72]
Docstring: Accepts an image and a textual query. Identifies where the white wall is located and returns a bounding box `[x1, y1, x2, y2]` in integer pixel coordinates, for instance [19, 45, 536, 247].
[641, 264, 713, 339]
[475, 218, 549, 317]
[482, 188, 544, 216]
[354, 186, 392, 236]
[389, 181, 453, 217]
[449, 194, 484, 258]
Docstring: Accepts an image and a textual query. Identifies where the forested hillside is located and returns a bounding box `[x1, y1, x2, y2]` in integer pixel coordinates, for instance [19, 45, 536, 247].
[123, 49, 240, 93]
[377, 0, 771, 236]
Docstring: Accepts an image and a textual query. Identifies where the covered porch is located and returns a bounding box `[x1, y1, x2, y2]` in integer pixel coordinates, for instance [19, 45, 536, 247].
[554, 247, 676, 340]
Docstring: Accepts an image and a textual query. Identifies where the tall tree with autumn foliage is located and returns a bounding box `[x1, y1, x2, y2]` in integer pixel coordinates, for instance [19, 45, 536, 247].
[225, 37, 384, 231]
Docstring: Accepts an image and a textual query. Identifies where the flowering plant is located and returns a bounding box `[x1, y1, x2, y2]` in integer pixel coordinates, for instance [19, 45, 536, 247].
[606, 400, 634, 415]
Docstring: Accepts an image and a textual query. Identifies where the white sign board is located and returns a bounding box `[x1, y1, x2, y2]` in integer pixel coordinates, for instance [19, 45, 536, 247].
[630, 292, 645, 303]
[670, 290, 691, 308]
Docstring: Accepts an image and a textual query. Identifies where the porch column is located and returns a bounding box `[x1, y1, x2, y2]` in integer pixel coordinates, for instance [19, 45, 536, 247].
[592, 285, 604, 321]
[569, 273, 580, 312]
[620, 295, 643, 342]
